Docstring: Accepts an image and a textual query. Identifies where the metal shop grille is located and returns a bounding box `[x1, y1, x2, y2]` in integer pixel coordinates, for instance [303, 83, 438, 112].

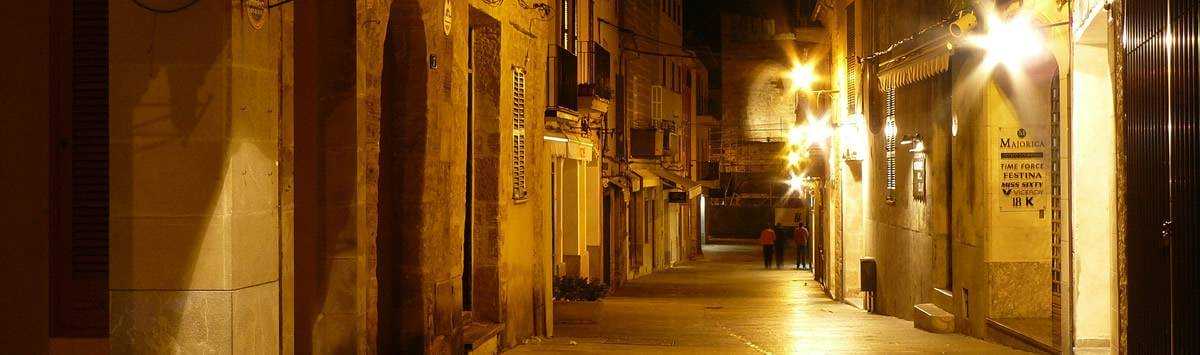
[1049, 70, 1063, 348]
[512, 67, 529, 201]
[1123, 0, 1200, 352]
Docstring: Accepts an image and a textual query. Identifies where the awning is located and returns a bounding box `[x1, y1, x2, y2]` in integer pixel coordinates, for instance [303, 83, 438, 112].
[877, 47, 951, 92]
[544, 132, 594, 162]
[629, 163, 704, 198]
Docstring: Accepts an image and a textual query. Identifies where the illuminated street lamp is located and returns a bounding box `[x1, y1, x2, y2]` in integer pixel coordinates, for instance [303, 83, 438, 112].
[786, 151, 802, 166]
[786, 63, 817, 92]
[786, 173, 807, 194]
[839, 113, 865, 161]
[967, 10, 1045, 72]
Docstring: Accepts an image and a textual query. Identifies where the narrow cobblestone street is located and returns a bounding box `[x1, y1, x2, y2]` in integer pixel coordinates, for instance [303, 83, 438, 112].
[507, 242, 1022, 354]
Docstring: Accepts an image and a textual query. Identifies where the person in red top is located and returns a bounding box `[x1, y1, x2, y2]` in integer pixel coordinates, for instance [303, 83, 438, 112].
[759, 227, 776, 269]
[795, 222, 811, 270]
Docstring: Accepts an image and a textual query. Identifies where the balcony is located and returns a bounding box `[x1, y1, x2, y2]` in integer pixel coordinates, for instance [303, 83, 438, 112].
[578, 41, 612, 113]
[545, 45, 579, 121]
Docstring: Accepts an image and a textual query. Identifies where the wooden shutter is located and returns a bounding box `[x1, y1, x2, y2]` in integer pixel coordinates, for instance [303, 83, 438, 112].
[52, 0, 109, 338]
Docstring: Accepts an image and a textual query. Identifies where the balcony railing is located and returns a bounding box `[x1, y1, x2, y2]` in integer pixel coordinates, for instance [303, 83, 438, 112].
[578, 41, 612, 100]
[546, 45, 579, 115]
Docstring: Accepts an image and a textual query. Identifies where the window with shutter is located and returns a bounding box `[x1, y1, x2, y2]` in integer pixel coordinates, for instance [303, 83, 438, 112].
[651, 85, 664, 121]
[884, 90, 897, 204]
[512, 67, 529, 201]
[52, 0, 109, 338]
[846, 3, 858, 113]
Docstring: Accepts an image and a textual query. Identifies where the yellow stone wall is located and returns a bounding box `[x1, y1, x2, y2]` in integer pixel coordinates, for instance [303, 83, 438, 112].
[108, 0, 284, 352]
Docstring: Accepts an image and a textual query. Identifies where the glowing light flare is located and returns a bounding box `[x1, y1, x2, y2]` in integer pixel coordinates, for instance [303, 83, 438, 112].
[839, 113, 866, 160]
[785, 173, 808, 194]
[785, 151, 803, 166]
[804, 116, 833, 146]
[786, 126, 806, 147]
[784, 115, 834, 150]
[786, 63, 817, 92]
[967, 12, 1045, 73]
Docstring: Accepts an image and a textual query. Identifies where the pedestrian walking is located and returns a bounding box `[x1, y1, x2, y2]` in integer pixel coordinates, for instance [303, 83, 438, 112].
[773, 223, 788, 269]
[759, 226, 776, 269]
[795, 222, 810, 270]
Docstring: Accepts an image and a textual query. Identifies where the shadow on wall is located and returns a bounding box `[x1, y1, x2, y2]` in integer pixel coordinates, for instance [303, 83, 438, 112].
[377, 0, 434, 353]
[108, 0, 259, 352]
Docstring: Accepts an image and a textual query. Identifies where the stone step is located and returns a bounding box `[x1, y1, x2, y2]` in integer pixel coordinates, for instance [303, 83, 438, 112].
[913, 303, 955, 334]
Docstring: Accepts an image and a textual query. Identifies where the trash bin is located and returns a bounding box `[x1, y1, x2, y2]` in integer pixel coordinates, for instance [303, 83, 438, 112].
[861, 257, 877, 313]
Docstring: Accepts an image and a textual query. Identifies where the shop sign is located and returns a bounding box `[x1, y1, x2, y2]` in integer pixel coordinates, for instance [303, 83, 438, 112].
[998, 128, 1047, 211]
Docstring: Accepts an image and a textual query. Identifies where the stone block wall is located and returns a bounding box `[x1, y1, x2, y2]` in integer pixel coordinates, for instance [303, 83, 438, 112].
[107, 0, 284, 351]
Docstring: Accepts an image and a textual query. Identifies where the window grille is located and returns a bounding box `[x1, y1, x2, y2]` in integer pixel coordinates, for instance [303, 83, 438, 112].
[512, 67, 529, 200]
[884, 89, 897, 203]
[846, 4, 858, 113]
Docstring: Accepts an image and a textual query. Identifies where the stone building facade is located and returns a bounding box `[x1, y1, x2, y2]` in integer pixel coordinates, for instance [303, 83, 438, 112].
[812, 0, 1132, 353]
[2, 0, 711, 353]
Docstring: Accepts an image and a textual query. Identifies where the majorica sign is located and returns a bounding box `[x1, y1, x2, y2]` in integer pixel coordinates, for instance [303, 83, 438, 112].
[997, 127, 1048, 212]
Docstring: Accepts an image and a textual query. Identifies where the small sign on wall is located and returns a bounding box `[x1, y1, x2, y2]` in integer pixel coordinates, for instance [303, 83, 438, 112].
[998, 127, 1048, 212]
[245, 0, 267, 30]
[443, 0, 453, 36]
[913, 153, 926, 200]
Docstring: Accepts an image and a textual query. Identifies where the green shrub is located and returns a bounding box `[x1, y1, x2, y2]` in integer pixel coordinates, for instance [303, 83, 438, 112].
[553, 276, 610, 301]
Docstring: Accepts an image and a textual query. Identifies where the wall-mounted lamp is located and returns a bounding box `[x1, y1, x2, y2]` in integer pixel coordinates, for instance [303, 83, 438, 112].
[900, 134, 925, 153]
[786, 63, 817, 92]
[839, 113, 866, 161]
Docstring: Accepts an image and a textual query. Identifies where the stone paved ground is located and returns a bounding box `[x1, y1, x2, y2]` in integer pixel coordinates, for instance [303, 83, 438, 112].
[505, 242, 1024, 355]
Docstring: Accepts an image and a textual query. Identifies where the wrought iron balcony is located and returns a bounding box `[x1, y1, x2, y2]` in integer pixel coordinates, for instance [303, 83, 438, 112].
[578, 41, 612, 101]
[546, 45, 579, 118]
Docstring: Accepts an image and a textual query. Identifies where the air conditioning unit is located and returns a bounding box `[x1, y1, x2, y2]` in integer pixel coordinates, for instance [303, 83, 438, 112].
[664, 132, 679, 155]
[631, 128, 664, 157]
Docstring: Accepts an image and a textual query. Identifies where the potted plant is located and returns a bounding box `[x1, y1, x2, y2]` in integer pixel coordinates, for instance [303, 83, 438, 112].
[552, 276, 610, 324]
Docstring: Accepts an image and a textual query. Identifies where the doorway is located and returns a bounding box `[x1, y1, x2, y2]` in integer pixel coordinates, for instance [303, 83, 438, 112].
[465, 8, 502, 321]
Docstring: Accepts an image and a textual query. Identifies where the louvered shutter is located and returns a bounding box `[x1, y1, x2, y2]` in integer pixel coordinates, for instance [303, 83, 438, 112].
[52, 0, 109, 338]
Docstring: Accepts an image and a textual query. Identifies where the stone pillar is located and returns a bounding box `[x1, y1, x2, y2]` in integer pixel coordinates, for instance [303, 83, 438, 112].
[108, 1, 281, 352]
[562, 160, 588, 277]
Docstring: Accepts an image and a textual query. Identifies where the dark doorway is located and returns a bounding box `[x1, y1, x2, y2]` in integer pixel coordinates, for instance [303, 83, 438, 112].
[466, 8, 502, 321]
[1122, 0, 1199, 352]
[50, 0, 109, 339]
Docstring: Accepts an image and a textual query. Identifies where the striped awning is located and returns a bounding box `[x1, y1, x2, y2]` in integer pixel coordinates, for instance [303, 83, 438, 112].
[877, 48, 951, 92]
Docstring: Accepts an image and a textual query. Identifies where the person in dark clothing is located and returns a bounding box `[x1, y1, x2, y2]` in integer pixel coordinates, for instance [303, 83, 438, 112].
[772, 223, 788, 269]
[759, 227, 776, 268]
[795, 222, 811, 269]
